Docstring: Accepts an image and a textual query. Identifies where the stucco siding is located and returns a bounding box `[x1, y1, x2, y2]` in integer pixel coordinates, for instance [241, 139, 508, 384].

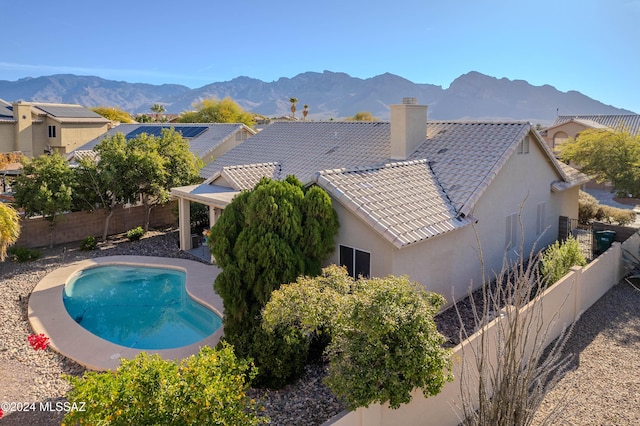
[326, 131, 579, 306]
[325, 200, 393, 278]
[0, 123, 14, 152]
[471, 133, 567, 278]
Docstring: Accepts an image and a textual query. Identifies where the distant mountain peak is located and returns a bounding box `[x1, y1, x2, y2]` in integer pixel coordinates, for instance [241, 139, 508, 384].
[0, 71, 634, 124]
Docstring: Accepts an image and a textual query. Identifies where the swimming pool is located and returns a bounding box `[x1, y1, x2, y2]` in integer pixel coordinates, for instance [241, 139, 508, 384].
[63, 265, 222, 350]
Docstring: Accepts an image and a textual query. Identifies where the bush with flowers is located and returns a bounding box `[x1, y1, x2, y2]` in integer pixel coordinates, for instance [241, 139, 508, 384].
[28, 333, 50, 351]
[63, 343, 266, 425]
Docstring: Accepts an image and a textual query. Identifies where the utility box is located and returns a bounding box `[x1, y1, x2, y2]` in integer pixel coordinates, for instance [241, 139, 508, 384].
[594, 230, 616, 255]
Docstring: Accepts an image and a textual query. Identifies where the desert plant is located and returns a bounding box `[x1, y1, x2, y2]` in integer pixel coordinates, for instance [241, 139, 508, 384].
[456, 228, 576, 425]
[80, 235, 97, 251]
[126, 226, 145, 241]
[63, 344, 266, 425]
[540, 236, 587, 286]
[8, 246, 40, 262]
[0, 202, 20, 261]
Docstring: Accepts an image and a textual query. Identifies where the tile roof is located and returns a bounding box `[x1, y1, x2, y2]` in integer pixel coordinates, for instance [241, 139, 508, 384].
[315, 160, 475, 248]
[409, 121, 531, 217]
[218, 163, 282, 191]
[199, 121, 391, 183]
[71, 123, 251, 161]
[200, 120, 580, 247]
[552, 115, 640, 136]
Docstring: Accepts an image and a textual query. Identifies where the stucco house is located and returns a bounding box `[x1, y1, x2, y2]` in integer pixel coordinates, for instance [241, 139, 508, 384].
[171, 99, 588, 303]
[69, 123, 255, 165]
[0, 99, 110, 157]
[541, 114, 640, 151]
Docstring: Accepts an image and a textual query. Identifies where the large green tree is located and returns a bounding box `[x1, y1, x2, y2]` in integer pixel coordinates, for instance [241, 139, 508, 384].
[262, 265, 453, 410]
[178, 97, 255, 128]
[13, 153, 75, 247]
[73, 128, 202, 236]
[0, 203, 20, 260]
[73, 133, 134, 241]
[559, 128, 640, 197]
[209, 176, 339, 387]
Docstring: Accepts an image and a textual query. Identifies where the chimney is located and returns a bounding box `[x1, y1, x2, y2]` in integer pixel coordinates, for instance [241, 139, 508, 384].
[390, 97, 427, 160]
[13, 101, 33, 156]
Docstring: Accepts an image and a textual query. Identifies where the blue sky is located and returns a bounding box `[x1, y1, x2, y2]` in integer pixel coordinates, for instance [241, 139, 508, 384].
[1, 0, 639, 113]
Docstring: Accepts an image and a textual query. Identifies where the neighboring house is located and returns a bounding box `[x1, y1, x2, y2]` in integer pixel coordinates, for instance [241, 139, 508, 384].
[171, 99, 588, 304]
[0, 98, 110, 157]
[69, 123, 256, 165]
[541, 114, 640, 151]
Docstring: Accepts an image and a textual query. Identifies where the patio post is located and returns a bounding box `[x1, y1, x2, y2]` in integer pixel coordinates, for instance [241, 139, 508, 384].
[178, 197, 192, 250]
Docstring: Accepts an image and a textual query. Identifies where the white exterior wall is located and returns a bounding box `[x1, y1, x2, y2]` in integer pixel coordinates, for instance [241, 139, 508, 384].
[324, 200, 394, 279]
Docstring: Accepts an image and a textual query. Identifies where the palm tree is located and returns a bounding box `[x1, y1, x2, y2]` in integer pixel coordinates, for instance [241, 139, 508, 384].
[150, 103, 166, 122]
[289, 98, 298, 119]
[0, 203, 20, 261]
[302, 104, 309, 121]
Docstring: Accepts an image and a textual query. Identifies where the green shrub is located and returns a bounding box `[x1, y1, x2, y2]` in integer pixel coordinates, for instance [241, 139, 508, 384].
[80, 236, 97, 251]
[578, 190, 600, 224]
[597, 205, 637, 226]
[126, 226, 145, 241]
[262, 265, 453, 410]
[63, 344, 266, 426]
[579, 190, 637, 226]
[540, 236, 587, 285]
[8, 246, 41, 262]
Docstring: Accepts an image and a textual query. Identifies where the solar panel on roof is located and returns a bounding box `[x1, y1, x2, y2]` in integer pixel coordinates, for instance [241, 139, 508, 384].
[125, 126, 207, 140]
[35, 105, 102, 118]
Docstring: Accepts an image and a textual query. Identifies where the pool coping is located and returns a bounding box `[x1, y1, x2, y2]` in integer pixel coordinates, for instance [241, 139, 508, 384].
[28, 256, 225, 371]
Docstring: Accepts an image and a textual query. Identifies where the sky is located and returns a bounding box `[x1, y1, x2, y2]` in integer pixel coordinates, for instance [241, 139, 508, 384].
[1, 0, 639, 113]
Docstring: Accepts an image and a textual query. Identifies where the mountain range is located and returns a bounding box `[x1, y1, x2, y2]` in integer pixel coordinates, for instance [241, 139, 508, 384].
[0, 71, 634, 125]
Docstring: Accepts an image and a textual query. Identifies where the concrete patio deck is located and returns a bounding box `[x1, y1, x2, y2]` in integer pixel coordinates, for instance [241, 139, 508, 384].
[28, 256, 224, 371]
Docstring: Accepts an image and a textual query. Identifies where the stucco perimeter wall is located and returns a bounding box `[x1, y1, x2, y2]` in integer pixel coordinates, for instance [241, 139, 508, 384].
[325, 239, 627, 426]
[15, 202, 177, 248]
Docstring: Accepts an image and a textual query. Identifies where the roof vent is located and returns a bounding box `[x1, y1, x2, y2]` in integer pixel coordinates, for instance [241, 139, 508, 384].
[402, 97, 417, 105]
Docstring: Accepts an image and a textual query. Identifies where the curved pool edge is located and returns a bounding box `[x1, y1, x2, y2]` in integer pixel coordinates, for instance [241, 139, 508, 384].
[28, 256, 225, 371]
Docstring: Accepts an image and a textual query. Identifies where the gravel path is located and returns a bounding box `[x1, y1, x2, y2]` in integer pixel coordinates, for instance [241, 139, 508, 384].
[532, 279, 640, 425]
[1, 228, 639, 425]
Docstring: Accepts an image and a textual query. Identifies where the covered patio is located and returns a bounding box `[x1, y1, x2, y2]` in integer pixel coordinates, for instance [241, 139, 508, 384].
[170, 183, 239, 252]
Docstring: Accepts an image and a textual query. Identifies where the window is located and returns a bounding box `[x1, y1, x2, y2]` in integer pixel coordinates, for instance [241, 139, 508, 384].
[517, 135, 530, 154]
[339, 245, 371, 278]
[48, 125, 56, 138]
[536, 202, 546, 236]
[506, 213, 519, 250]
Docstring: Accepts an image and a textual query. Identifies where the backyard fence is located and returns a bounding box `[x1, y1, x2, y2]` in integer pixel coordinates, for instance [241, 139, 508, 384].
[325, 233, 636, 426]
[14, 202, 178, 249]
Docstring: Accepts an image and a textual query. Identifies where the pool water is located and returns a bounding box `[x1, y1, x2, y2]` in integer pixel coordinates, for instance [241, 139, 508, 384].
[63, 265, 222, 349]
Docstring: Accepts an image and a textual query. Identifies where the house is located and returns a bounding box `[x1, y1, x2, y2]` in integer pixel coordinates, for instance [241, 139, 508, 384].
[0, 99, 110, 157]
[541, 114, 640, 151]
[171, 99, 588, 303]
[69, 123, 256, 165]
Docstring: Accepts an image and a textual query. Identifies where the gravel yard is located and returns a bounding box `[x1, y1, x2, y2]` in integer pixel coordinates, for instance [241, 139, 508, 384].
[1, 228, 639, 425]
